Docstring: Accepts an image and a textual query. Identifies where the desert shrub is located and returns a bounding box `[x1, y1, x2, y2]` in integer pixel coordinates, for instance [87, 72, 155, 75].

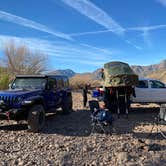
[0, 67, 7, 73]
[0, 74, 10, 90]
[69, 74, 91, 90]
[69, 74, 101, 90]
[90, 80, 102, 88]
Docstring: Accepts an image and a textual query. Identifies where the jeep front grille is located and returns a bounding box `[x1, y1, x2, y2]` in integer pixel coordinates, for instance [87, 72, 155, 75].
[0, 96, 17, 105]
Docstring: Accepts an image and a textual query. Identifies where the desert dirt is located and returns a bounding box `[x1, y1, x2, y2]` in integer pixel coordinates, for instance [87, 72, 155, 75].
[0, 92, 165, 166]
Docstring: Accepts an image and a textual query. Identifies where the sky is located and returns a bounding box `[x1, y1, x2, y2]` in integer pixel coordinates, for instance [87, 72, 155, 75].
[0, 0, 166, 73]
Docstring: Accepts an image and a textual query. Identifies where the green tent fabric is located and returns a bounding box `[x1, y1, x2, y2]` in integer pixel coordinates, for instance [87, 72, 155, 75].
[103, 61, 138, 87]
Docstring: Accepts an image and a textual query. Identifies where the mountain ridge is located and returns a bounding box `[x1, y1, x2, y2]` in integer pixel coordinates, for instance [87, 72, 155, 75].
[131, 59, 166, 77]
[48, 59, 166, 83]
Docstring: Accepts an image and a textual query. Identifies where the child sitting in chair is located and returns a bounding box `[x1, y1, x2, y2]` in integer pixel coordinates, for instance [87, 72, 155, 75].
[89, 100, 113, 125]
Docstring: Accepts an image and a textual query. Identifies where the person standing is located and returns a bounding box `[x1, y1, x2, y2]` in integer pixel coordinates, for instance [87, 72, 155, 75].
[82, 84, 88, 107]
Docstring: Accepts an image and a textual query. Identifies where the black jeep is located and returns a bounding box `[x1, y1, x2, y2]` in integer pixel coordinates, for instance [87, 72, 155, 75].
[0, 75, 73, 132]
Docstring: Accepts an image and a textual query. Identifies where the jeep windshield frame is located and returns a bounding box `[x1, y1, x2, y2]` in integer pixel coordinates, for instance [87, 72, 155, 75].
[11, 77, 47, 90]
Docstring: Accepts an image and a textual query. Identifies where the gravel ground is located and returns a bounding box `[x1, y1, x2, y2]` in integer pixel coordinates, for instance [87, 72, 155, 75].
[0, 92, 165, 166]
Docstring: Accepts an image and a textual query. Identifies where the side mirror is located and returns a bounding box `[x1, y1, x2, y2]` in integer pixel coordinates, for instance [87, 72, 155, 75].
[8, 83, 12, 89]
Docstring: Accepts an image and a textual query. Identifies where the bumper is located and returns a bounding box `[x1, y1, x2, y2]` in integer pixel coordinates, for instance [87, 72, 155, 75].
[0, 108, 27, 120]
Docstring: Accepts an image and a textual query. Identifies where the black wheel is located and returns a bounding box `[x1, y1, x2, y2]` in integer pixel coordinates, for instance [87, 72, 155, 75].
[62, 95, 73, 114]
[27, 105, 45, 132]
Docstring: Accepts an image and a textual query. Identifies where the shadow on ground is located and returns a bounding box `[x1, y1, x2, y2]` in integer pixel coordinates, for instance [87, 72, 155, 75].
[111, 107, 163, 140]
[0, 106, 165, 140]
[41, 107, 165, 140]
[43, 109, 92, 136]
[0, 123, 27, 131]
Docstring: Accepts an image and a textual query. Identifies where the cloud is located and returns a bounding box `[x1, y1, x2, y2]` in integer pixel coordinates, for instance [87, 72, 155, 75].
[53, 57, 108, 66]
[141, 31, 152, 47]
[80, 43, 113, 55]
[70, 23, 166, 49]
[61, 0, 125, 35]
[127, 24, 166, 31]
[127, 24, 166, 47]
[125, 40, 143, 50]
[71, 29, 143, 50]
[0, 35, 113, 66]
[156, 0, 166, 7]
[70, 29, 111, 36]
[70, 24, 166, 37]
[0, 10, 72, 41]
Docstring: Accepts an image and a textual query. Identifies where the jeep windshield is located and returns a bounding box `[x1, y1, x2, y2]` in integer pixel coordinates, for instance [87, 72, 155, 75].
[11, 77, 47, 90]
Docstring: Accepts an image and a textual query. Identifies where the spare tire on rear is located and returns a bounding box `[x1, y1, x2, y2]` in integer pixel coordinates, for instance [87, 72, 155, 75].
[27, 104, 45, 132]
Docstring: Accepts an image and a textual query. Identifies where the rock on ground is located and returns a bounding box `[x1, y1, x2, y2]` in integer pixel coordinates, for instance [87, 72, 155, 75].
[0, 92, 165, 165]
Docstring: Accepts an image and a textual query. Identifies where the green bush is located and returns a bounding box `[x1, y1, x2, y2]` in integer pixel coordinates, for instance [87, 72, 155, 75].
[0, 74, 10, 90]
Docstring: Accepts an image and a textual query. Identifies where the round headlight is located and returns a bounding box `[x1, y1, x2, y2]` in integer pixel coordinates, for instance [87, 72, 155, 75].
[15, 96, 23, 104]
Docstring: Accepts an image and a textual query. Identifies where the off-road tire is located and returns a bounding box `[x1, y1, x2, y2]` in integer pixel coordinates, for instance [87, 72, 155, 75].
[27, 105, 45, 132]
[62, 95, 73, 114]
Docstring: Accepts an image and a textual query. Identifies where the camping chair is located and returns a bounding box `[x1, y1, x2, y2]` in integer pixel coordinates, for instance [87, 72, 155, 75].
[89, 100, 113, 134]
[147, 104, 166, 139]
[157, 104, 166, 138]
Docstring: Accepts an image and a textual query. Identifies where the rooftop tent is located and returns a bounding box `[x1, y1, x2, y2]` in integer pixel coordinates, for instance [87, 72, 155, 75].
[103, 61, 138, 87]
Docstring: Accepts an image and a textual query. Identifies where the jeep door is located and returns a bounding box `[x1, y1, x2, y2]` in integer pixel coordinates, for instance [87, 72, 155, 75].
[55, 77, 64, 105]
[45, 78, 61, 108]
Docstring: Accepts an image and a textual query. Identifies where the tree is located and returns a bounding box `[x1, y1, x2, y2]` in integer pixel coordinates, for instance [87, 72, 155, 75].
[3, 41, 47, 75]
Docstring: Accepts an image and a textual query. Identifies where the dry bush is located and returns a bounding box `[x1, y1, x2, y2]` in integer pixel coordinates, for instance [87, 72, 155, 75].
[90, 80, 102, 88]
[69, 74, 101, 90]
[3, 41, 47, 75]
[0, 67, 7, 73]
[0, 73, 10, 90]
[70, 74, 91, 89]
[0, 67, 15, 90]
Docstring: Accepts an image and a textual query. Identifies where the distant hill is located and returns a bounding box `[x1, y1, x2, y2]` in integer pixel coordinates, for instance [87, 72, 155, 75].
[48, 60, 166, 87]
[90, 60, 166, 79]
[48, 69, 76, 78]
[76, 60, 166, 81]
[131, 60, 166, 77]
[147, 70, 166, 83]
